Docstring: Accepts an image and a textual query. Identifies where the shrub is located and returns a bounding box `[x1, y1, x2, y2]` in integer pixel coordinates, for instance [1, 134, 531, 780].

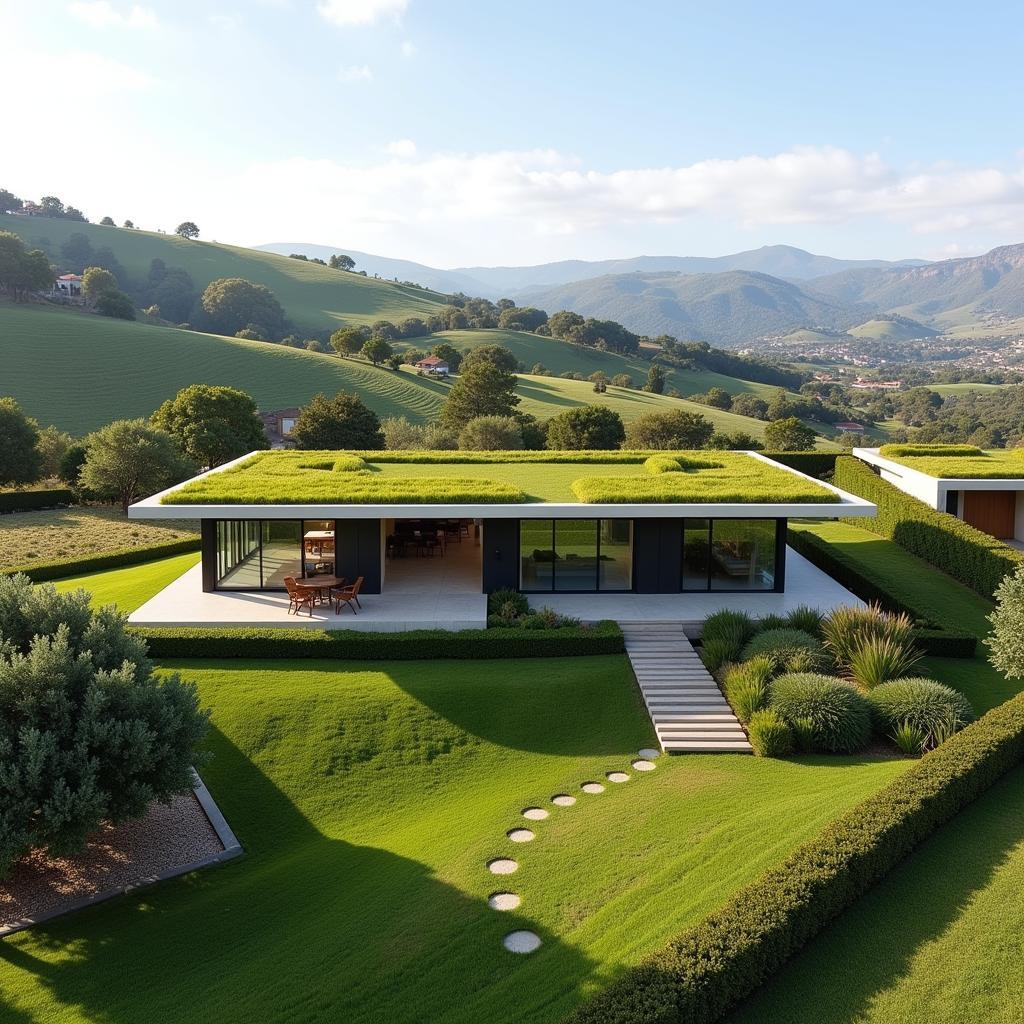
[892, 721, 927, 757]
[0, 575, 209, 876]
[702, 609, 757, 650]
[784, 605, 824, 636]
[756, 613, 790, 632]
[768, 673, 872, 753]
[748, 709, 793, 758]
[722, 658, 774, 722]
[986, 564, 1024, 679]
[821, 603, 916, 668]
[332, 454, 367, 472]
[790, 715, 817, 752]
[0, 488, 74, 513]
[741, 628, 829, 675]
[879, 443, 983, 458]
[833, 455, 1024, 598]
[486, 587, 529, 619]
[760, 452, 839, 478]
[869, 677, 975, 750]
[644, 455, 683, 474]
[847, 635, 922, 690]
[701, 636, 742, 673]
[2, 537, 201, 583]
[566, 690, 1024, 1024]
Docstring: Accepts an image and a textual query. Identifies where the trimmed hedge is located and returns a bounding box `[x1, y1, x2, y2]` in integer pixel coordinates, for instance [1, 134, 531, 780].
[786, 526, 977, 658]
[0, 489, 74, 513]
[2, 537, 200, 583]
[135, 620, 624, 660]
[566, 689, 1024, 1024]
[833, 455, 1024, 598]
[761, 451, 840, 479]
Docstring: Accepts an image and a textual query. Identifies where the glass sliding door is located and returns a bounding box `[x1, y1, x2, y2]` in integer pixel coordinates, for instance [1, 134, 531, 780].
[682, 519, 711, 591]
[216, 519, 261, 589]
[598, 519, 632, 590]
[214, 519, 316, 590]
[520, 519, 555, 591]
[260, 521, 304, 588]
[554, 519, 598, 591]
[519, 518, 632, 592]
[709, 519, 776, 591]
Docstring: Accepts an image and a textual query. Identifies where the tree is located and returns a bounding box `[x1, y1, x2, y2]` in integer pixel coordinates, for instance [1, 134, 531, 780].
[645, 364, 666, 394]
[611, 373, 633, 388]
[0, 232, 52, 301]
[431, 342, 462, 373]
[175, 221, 200, 239]
[386, 354, 403, 370]
[200, 277, 287, 338]
[764, 416, 817, 451]
[987, 566, 1024, 678]
[329, 253, 355, 271]
[531, 363, 549, 376]
[99, 215, 115, 226]
[58, 443, 88, 487]
[95, 290, 136, 319]
[381, 416, 457, 451]
[39, 196, 66, 217]
[547, 310, 585, 339]
[80, 419, 193, 513]
[152, 384, 268, 469]
[81, 265, 119, 302]
[36, 425, 74, 478]
[369, 320, 399, 342]
[291, 393, 385, 450]
[361, 337, 393, 365]
[730, 393, 769, 420]
[0, 575, 209, 875]
[440, 361, 520, 430]
[461, 344, 519, 374]
[458, 415, 524, 451]
[546, 406, 625, 450]
[623, 409, 714, 450]
[0, 188, 22, 214]
[330, 326, 366, 356]
[703, 386, 733, 410]
[0, 397, 42, 485]
[123, 219, 135, 228]
[496, 306, 548, 332]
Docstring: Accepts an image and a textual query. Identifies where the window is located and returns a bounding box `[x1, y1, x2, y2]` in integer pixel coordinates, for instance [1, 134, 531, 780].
[214, 519, 335, 590]
[681, 518, 777, 591]
[519, 519, 632, 592]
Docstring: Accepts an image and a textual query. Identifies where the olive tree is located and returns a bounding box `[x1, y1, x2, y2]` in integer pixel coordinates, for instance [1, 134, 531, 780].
[987, 566, 1024, 678]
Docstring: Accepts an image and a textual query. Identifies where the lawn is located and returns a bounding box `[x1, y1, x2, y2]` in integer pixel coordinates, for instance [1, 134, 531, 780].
[0, 656, 907, 1024]
[727, 763, 1024, 1024]
[790, 520, 1016, 713]
[0, 505, 198, 570]
[51, 550, 200, 612]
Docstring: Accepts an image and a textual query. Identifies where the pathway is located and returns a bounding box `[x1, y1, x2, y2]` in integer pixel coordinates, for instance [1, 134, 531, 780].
[620, 622, 752, 754]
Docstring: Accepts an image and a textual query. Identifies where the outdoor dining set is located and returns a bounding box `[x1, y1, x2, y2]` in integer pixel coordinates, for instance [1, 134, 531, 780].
[283, 575, 364, 616]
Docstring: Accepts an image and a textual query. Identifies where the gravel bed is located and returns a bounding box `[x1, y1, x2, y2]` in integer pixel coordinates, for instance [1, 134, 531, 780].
[1, 793, 224, 930]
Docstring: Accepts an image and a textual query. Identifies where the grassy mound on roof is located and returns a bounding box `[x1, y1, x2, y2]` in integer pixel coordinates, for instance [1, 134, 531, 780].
[877, 446, 1024, 479]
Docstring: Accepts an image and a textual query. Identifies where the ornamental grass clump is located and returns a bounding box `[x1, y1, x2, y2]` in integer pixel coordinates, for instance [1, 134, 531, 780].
[768, 673, 872, 753]
[821, 603, 916, 668]
[784, 605, 824, 636]
[741, 628, 830, 676]
[869, 677, 975, 751]
[722, 657, 774, 722]
[747, 709, 793, 758]
[701, 636, 741, 673]
[847, 635, 923, 690]
[0, 574, 209, 877]
[702, 609, 756, 651]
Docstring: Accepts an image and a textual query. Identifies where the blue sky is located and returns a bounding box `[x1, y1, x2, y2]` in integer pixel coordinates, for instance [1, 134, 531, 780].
[5, 0, 1024, 266]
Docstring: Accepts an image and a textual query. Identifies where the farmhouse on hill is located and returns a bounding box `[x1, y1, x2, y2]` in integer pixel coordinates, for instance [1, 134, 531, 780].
[415, 354, 449, 375]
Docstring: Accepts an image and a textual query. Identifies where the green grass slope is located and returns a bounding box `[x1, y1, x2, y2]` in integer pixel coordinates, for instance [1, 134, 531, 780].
[847, 317, 936, 341]
[3, 216, 445, 331]
[0, 653, 905, 1024]
[0, 302, 447, 433]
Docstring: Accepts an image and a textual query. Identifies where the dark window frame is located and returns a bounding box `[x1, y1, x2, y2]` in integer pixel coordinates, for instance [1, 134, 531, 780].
[680, 517, 785, 593]
[213, 518, 336, 591]
[517, 518, 634, 594]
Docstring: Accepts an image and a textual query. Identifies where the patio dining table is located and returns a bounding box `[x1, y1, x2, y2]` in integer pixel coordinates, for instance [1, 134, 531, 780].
[296, 575, 346, 606]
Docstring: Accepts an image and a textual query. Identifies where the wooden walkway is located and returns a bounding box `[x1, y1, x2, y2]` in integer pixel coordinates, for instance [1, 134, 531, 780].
[620, 622, 752, 754]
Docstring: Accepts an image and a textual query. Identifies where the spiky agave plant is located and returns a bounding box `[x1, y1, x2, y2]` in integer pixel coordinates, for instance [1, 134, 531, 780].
[821, 603, 916, 668]
[847, 635, 923, 690]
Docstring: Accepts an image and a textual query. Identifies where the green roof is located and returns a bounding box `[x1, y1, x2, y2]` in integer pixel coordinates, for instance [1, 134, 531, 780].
[160, 450, 840, 506]
[878, 445, 1024, 480]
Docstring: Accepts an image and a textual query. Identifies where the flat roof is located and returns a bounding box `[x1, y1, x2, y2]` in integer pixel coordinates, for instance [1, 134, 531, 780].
[130, 450, 876, 521]
[855, 446, 1024, 486]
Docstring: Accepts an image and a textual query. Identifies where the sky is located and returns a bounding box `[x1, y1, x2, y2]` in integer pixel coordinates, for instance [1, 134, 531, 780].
[5, 0, 1024, 267]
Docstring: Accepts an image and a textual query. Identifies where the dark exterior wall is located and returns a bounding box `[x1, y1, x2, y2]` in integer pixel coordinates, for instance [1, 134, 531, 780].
[481, 518, 519, 593]
[774, 518, 788, 592]
[335, 519, 382, 593]
[632, 518, 684, 593]
[200, 519, 217, 593]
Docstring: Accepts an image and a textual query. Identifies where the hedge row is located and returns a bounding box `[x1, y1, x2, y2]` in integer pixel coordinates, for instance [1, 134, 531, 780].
[566, 689, 1024, 1024]
[761, 452, 840, 479]
[786, 527, 977, 657]
[3, 537, 201, 583]
[0, 489, 74, 513]
[135, 620, 624, 660]
[833, 455, 1024, 598]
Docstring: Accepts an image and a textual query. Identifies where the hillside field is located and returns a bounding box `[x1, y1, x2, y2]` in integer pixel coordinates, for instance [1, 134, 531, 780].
[2, 216, 445, 332]
[0, 303, 774, 437]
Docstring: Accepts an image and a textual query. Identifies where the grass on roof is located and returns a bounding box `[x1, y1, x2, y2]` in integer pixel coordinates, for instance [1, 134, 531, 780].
[877, 445, 1024, 479]
[161, 450, 839, 505]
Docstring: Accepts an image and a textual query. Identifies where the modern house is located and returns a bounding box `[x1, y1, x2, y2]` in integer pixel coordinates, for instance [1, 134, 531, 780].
[414, 355, 449, 375]
[127, 449, 875, 630]
[855, 445, 1024, 545]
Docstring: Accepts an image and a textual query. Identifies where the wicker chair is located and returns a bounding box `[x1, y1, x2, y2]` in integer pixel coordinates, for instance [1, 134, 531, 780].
[331, 576, 364, 615]
[284, 576, 317, 616]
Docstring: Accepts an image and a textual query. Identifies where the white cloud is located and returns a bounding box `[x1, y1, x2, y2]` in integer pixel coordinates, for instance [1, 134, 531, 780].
[317, 0, 408, 28]
[400, 40, 416, 57]
[337, 63, 373, 81]
[68, 1, 159, 29]
[385, 139, 417, 158]
[0, 48, 155, 97]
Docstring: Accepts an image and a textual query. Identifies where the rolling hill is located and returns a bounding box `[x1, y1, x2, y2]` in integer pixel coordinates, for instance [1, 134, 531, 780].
[846, 317, 938, 341]
[517, 270, 860, 346]
[0, 303, 774, 438]
[1, 216, 446, 333]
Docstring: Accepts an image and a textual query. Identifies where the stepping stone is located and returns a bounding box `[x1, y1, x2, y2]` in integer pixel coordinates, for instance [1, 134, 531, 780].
[503, 930, 542, 954]
[638, 748, 661, 759]
[581, 781, 605, 794]
[632, 759, 656, 771]
[606, 771, 630, 783]
[507, 828, 535, 843]
[522, 807, 549, 821]
[488, 892, 521, 911]
[551, 794, 576, 807]
[488, 858, 518, 875]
